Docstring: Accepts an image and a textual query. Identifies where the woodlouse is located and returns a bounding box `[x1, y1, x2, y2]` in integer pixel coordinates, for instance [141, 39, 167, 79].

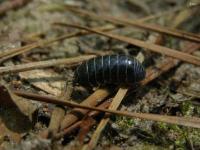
[74, 55, 146, 86]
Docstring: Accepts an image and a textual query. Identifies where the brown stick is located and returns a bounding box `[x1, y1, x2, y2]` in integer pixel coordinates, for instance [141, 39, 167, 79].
[13, 90, 200, 129]
[0, 55, 95, 74]
[46, 80, 74, 138]
[0, 0, 31, 16]
[141, 42, 200, 85]
[0, 5, 190, 62]
[0, 25, 115, 62]
[136, 5, 189, 23]
[53, 100, 111, 140]
[54, 23, 200, 66]
[0, 44, 37, 59]
[60, 88, 111, 130]
[41, 106, 66, 138]
[86, 88, 128, 150]
[64, 5, 200, 42]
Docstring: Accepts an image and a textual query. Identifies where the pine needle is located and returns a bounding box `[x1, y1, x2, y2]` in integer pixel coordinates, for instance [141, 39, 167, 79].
[0, 55, 95, 74]
[54, 23, 200, 66]
[12, 90, 200, 129]
[64, 5, 200, 43]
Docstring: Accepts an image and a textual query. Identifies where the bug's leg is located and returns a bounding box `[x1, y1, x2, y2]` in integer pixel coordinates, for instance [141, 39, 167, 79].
[72, 70, 93, 99]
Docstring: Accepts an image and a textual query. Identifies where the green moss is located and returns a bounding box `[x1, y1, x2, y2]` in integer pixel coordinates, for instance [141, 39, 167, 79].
[154, 121, 200, 148]
[38, 3, 66, 12]
[194, 104, 200, 116]
[115, 116, 135, 130]
[174, 136, 186, 149]
[153, 123, 186, 146]
[156, 122, 168, 130]
[187, 128, 200, 147]
[168, 124, 182, 132]
[180, 101, 194, 116]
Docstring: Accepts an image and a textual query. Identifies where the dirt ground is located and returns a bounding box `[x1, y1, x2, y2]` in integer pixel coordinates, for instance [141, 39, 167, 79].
[0, 0, 200, 150]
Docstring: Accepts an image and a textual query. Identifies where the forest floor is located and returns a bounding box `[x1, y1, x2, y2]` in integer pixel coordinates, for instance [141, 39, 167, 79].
[0, 0, 200, 150]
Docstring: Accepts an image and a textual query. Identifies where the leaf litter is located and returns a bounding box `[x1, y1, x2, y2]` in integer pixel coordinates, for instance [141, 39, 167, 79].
[0, 0, 200, 149]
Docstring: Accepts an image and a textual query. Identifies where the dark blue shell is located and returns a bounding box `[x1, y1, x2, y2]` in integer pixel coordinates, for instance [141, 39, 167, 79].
[74, 55, 146, 86]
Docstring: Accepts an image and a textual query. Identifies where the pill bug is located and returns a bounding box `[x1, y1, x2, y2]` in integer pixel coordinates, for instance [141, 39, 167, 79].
[74, 55, 146, 86]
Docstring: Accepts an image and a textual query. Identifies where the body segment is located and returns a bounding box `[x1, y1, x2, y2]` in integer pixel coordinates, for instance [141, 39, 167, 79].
[74, 55, 145, 86]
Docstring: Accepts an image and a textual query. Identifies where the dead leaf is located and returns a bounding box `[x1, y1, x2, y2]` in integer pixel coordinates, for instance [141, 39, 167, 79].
[19, 69, 65, 96]
[0, 84, 36, 143]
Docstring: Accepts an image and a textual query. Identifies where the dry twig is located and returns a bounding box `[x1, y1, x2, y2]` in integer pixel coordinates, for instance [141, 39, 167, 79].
[53, 101, 111, 140]
[42, 79, 74, 138]
[54, 23, 200, 66]
[84, 88, 128, 150]
[0, 25, 114, 63]
[13, 90, 200, 129]
[0, 4, 194, 62]
[141, 44, 200, 86]
[60, 88, 112, 129]
[64, 5, 200, 42]
[0, 55, 95, 74]
[0, 0, 31, 16]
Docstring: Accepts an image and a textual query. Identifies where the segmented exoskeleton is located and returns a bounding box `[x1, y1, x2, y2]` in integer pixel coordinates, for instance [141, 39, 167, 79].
[74, 55, 145, 86]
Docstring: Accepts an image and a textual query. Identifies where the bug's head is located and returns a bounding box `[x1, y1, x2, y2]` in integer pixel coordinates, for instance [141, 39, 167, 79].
[126, 58, 146, 84]
[135, 64, 146, 82]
